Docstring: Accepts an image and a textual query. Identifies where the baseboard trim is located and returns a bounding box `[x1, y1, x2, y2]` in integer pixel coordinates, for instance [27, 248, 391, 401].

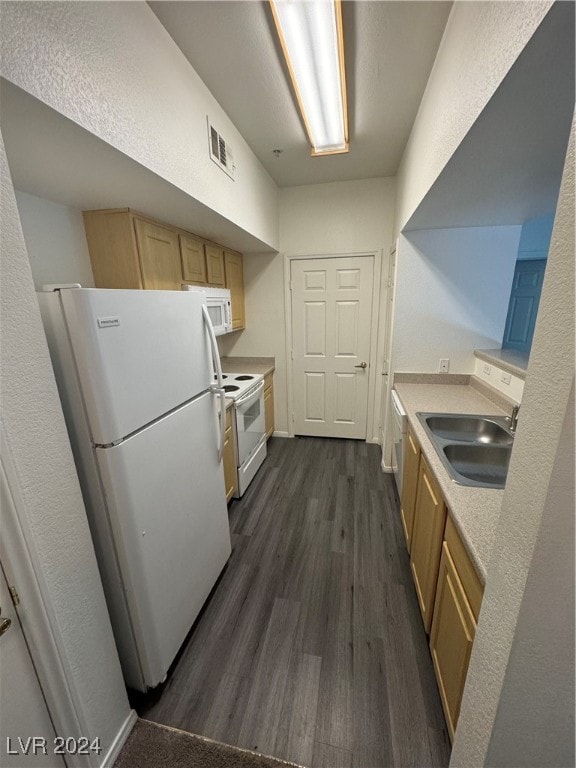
[272, 430, 291, 438]
[381, 458, 394, 473]
[101, 709, 138, 768]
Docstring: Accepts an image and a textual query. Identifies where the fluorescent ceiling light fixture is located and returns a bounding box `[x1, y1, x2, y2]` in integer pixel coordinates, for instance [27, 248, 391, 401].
[270, 0, 349, 156]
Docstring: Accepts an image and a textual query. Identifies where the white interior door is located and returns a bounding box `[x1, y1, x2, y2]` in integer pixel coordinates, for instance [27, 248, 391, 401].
[0, 564, 65, 768]
[291, 256, 374, 439]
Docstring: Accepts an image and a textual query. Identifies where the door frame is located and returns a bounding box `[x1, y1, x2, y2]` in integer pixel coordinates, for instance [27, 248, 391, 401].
[0, 429, 102, 768]
[283, 250, 385, 441]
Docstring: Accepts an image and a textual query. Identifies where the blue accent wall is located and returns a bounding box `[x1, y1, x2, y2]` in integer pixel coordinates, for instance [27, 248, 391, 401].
[517, 214, 554, 260]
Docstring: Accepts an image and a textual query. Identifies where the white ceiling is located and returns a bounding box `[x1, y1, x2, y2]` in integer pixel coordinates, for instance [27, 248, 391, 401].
[148, 1, 452, 187]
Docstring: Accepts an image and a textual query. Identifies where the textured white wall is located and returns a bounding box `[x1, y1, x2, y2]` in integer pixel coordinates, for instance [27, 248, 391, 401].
[473, 357, 525, 404]
[220, 178, 396, 436]
[0, 135, 132, 757]
[15, 191, 94, 290]
[0, 1, 279, 250]
[452, 117, 575, 767]
[392, 226, 521, 373]
[278, 178, 396, 256]
[394, 0, 553, 234]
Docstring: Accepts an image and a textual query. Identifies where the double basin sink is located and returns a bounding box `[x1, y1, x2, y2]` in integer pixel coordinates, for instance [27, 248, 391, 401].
[417, 412, 514, 489]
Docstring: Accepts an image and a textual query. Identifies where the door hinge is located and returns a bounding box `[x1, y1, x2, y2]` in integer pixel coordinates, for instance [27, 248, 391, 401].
[9, 586, 20, 606]
[291, 349, 294, 360]
[291, 412, 295, 423]
[289, 280, 293, 291]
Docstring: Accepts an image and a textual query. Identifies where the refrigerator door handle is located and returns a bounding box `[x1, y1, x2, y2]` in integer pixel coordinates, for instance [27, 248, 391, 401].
[210, 386, 226, 463]
[202, 304, 225, 461]
[202, 304, 224, 388]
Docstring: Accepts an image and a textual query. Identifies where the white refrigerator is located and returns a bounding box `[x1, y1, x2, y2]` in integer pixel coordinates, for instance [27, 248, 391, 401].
[38, 286, 231, 692]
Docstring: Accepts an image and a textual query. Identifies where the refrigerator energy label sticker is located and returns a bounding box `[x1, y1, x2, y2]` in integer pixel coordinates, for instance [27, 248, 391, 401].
[97, 316, 120, 328]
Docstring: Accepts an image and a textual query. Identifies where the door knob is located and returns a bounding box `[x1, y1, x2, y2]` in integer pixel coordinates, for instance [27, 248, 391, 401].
[0, 607, 11, 638]
[354, 361, 368, 369]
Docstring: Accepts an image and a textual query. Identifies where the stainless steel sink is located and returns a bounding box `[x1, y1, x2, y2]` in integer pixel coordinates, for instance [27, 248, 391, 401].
[443, 443, 511, 487]
[423, 414, 513, 445]
[417, 412, 514, 489]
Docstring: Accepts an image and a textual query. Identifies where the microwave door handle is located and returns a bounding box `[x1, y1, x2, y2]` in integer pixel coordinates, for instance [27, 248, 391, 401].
[235, 381, 265, 407]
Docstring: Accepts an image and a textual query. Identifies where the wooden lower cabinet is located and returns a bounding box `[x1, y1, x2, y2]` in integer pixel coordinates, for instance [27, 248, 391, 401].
[222, 407, 237, 503]
[430, 516, 484, 742]
[398, 413, 485, 741]
[400, 425, 421, 551]
[264, 372, 274, 439]
[410, 456, 447, 633]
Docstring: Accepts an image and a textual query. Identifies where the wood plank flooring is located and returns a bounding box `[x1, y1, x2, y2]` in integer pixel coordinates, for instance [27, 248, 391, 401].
[137, 437, 451, 768]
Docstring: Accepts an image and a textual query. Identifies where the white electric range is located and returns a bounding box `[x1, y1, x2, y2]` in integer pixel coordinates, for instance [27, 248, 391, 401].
[219, 372, 267, 497]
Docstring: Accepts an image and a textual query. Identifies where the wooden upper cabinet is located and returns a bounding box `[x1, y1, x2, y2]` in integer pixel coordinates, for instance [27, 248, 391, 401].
[205, 245, 226, 287]
[83, 209, 181, 291]
[224, 250, 245, 330]
[180, 234, 207, 284]
[83, 209, 246, 327]
[83, 209, 143, 289]
[133, 218, 182, 291]
[400, 425, 421, 552]
[410, 456, 447, 633]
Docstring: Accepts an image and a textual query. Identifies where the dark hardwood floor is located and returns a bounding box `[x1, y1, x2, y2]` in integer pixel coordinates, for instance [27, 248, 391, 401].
[138, 436, 451, 768]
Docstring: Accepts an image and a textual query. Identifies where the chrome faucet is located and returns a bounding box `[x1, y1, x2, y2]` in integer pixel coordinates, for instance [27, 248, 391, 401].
[509, 404, 520, 433]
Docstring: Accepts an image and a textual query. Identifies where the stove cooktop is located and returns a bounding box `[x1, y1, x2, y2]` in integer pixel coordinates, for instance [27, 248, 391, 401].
[217, 372, 263, 400]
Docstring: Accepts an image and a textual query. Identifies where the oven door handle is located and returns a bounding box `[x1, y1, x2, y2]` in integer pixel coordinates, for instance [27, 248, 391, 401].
[235, 381, 265, 408]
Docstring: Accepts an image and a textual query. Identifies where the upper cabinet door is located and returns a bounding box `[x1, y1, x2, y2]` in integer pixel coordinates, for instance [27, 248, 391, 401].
[134, 218, 183, 291]
[224, 251, 245, 330]
[205, 245, 226, 287]
[180, 234, 207, 284]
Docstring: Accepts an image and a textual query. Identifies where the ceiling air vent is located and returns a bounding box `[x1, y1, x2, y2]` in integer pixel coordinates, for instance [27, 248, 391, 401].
[208, 118, 235, 180]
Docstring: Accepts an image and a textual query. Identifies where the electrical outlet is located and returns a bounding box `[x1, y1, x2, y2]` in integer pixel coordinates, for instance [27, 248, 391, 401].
[483, 363, 492, 376]
[501, 372, 512, 385]
[438, 358, 450, 373]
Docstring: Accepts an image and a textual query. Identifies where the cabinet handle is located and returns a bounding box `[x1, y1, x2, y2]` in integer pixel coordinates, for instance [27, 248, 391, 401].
[0, 608, 11, 638]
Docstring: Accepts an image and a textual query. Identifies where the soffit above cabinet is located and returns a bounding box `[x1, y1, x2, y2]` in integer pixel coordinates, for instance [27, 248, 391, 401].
[0, 79, 277, 254]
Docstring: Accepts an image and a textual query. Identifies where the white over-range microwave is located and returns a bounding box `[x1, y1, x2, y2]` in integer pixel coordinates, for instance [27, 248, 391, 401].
[183, 286, 232, 335]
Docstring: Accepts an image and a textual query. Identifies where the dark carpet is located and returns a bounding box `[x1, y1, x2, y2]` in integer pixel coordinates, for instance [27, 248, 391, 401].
[114, 719, 305, 768]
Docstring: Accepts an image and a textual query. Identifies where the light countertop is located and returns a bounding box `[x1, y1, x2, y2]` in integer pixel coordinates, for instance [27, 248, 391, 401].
[393, 382, 510, 584]
[220, 356, 275, 377]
